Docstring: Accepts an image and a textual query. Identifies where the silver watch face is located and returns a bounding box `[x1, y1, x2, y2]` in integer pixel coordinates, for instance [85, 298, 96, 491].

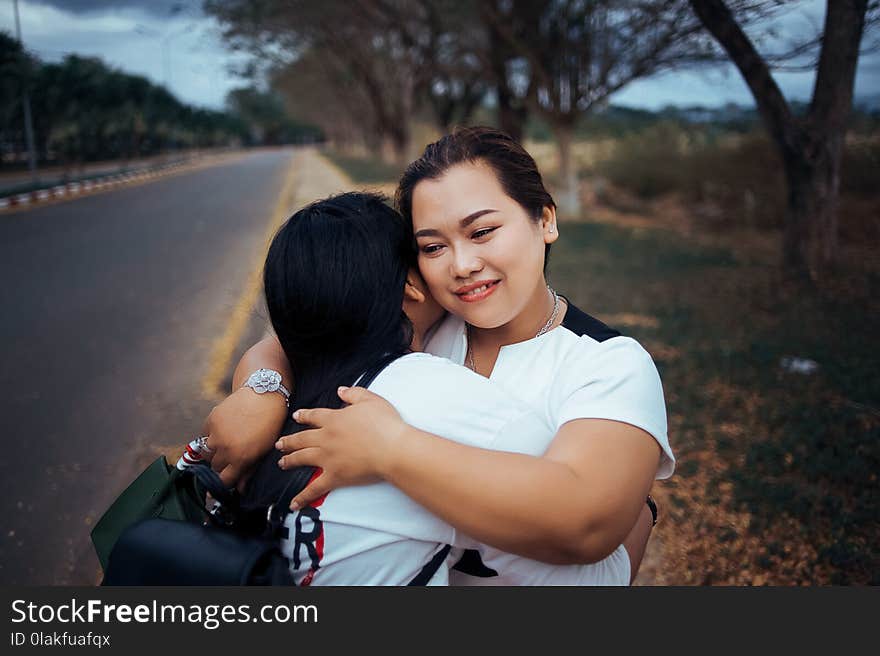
[248, 369, 281, 394]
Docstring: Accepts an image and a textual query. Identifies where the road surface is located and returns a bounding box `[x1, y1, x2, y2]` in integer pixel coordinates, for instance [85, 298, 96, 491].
[0, 148, 295, 584]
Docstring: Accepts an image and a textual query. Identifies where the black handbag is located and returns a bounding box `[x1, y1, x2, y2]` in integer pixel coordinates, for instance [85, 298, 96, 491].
[91, 455, 219, 572]
[102, 463, 302, 586]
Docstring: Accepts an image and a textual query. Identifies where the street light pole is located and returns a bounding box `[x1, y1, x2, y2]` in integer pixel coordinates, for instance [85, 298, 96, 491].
[135, 24, 184, 92]
[13, 0, 38, 180]
[161, 28, 189, 92]
[163, 35, 170, 89]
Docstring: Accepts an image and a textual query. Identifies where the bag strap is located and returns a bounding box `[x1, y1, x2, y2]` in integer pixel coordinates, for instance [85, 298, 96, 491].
[173, 462, 240, 526]
[408, 544, 452, 586]
[352, 351, 403, 389]
[187, 463, 236, 506]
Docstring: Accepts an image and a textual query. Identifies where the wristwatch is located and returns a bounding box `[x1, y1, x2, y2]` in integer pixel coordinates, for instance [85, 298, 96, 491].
[242, 368, 290, 406]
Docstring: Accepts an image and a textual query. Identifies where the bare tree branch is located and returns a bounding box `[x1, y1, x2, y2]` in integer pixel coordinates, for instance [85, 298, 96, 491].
[688, 0, 798, 153]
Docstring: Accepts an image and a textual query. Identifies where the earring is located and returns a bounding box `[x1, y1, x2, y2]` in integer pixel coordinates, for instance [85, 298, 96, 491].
[549, 225, 555, 233]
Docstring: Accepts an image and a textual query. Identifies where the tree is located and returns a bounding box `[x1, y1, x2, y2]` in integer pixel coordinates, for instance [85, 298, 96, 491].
[689, 0, 876, 281]
[0, 31, 37, 162]
[207, 0, 429, 164]
[484, 0, 729, 216]
[482, 0, 532, 142]
[226, 85, 320, 145]
[2, 42, 247, 168]
[272, 52, 371, 149]
[413, 0, 490, 132]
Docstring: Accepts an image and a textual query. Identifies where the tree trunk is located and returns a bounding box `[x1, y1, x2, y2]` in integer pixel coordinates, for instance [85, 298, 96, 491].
[486, 2, 527, 142]
[496, 85, 527, 144]
[688, 0, 866, 283]
[553, 121, 579, 217]
[379, 135, 398, 165]
[782, 132, 842, 279]
[379, 126, 410, 168]
[390, 121, 410, 168]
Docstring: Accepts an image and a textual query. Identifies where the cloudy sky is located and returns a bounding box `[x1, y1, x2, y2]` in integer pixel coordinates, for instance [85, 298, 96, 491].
[0, 0, 246, 109]
[1, 0, 878, 111]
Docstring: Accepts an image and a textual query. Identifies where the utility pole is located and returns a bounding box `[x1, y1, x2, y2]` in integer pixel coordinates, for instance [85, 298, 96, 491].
[135, 24, 184, 92]
[13, 0, 38, 180]
[162, 32, 173, 90]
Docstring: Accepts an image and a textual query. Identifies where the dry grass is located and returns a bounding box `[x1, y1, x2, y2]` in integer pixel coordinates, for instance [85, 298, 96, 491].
[559, 195, 879, 586]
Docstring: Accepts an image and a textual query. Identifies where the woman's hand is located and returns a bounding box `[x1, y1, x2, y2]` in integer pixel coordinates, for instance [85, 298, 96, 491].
[276, 386, 408, 509]
[203, 387, 288, 488]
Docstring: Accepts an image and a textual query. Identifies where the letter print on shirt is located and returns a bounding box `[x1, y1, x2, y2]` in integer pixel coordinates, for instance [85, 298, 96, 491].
[291, 470, 329, 586]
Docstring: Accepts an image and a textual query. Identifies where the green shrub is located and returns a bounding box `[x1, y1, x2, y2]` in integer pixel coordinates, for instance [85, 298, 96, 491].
[595, 121, 695, 199]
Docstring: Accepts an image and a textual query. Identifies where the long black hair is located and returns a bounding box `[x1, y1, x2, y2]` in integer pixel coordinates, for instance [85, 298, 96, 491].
[242, 192, 414, 510]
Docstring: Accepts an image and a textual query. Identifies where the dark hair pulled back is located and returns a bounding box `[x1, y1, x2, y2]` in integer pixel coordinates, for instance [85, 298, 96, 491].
[395, 126, 556, 267]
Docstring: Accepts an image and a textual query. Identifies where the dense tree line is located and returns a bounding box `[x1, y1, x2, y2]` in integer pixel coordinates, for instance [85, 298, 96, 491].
[0, 31, 317, 168]
[225, 86, 323, 146]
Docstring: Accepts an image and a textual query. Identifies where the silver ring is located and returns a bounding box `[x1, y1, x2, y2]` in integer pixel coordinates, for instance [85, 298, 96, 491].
[196, 435, 214, 454]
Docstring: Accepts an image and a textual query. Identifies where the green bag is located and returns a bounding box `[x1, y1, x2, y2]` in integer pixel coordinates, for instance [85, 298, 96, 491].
[90, 456, 210, 572]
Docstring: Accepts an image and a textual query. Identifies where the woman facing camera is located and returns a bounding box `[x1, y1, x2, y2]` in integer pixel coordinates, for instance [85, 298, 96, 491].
[207, 128, 674, 584]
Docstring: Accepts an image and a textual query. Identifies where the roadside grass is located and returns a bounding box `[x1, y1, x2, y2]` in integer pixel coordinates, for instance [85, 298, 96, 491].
[321, 149, 404, 186]
[551, 220, 879, 584]
[592, 126, 880, 243]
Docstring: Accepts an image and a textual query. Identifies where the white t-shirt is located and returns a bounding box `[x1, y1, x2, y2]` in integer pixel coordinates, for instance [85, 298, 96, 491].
[281, 348, 648, 585]
[423, 301, 673, 585]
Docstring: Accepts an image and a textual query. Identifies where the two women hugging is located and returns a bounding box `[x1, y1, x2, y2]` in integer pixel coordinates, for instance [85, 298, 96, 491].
[199, 127, 674, 585]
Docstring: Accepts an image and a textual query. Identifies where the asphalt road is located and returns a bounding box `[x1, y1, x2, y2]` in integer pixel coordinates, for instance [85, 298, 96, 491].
[0, 148, 294, 584]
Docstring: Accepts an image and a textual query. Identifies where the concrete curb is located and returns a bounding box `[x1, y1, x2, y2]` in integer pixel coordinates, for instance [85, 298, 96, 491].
[0, 158, 194, 211]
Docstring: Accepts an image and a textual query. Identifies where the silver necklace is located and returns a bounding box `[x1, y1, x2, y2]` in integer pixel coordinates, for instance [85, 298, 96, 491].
[465, 286, 560, 372]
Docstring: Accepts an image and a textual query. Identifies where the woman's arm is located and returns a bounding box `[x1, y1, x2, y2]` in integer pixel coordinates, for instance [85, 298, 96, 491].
[231, 334, 293, 389]
[278, 387, 660, 565]
[204, 335, 292, 485]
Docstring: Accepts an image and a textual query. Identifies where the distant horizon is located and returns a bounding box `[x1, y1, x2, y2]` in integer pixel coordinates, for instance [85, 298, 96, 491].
[611, 92, 880, 113]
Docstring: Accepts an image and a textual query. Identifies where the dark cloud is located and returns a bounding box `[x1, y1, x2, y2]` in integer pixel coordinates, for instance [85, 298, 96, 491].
[27, 0, 202, 18]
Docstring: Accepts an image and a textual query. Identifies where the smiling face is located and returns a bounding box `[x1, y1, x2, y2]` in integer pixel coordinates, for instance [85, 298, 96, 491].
[412, 160, 558, 333]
